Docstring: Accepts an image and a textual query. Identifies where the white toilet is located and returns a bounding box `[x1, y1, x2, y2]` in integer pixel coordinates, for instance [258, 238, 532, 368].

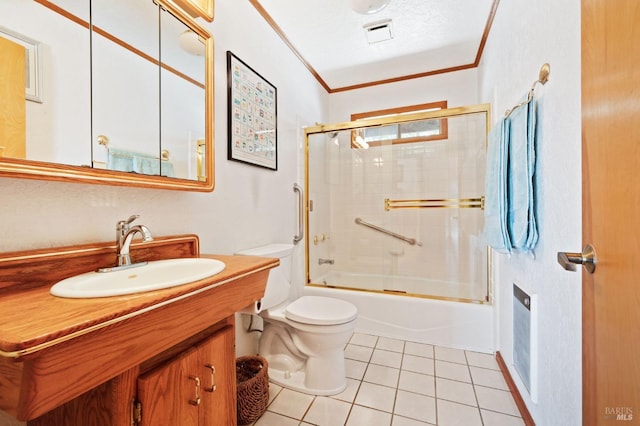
[237, 243, 357, 395]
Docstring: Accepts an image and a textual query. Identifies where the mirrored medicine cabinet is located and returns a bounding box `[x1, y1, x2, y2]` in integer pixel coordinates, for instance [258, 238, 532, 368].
[0, 0, 214, 191]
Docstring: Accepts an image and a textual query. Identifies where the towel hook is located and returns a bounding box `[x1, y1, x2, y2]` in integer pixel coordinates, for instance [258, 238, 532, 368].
[505, 63, 550, 117]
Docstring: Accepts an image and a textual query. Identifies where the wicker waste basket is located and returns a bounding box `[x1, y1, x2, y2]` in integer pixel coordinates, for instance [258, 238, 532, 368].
[236, 355, 269, 425]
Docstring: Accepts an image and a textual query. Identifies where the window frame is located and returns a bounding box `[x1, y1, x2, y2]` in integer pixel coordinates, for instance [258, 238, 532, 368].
[350, 101, 448, 148]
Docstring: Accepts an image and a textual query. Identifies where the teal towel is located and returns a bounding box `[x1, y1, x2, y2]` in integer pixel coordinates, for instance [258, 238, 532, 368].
[132, 155, 160, 175]
[507, 98, 538, 251]
[484, 97, 538, 253]
[107, 148, 135, 172]
[107, 148, 174, 178]
[160, 161, 174, 178]
[484, 117, 511, 253]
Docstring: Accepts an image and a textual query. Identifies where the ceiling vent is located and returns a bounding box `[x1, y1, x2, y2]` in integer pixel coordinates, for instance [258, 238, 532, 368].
[363, 19, 393, 44]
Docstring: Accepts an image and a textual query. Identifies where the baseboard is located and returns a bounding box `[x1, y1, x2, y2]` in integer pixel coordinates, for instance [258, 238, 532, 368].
[495, 351, 535, 426]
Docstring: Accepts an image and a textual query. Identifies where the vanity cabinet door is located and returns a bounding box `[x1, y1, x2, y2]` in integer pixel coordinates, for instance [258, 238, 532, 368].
[136, 325, 236, 425]
[137, 345, 200, 426]
[199, 325, 236, 425]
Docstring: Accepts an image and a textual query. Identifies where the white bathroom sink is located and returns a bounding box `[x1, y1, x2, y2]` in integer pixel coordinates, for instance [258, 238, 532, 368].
[50, 258, 226, 298]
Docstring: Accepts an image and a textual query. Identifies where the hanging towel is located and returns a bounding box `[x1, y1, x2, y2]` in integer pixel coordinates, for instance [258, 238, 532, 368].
[483, 117, 512, 253]
[107, 148, 135, 173]
[525, 100, 538, 250]
[107, 148, 175, 177]
[159, 160, 175, 177]
[132, 155, 161, 175]
[507, 98, 538, 251]
[483, 95, 539, 254]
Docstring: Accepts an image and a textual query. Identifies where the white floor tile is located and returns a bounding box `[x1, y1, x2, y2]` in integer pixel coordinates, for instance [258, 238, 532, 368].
[254, 411, 300, 426]
[437, 399, 483, 426]
[267, 388, 314, 420]
[392, 414, 433, 425]
[303, 396, 352, 426]
[350, 333, 378, 347]
[466, 351, 500, 370]
[434, 346, 467, 364]
[253, 334, 521, 426]
[436, 377, 477, 406]
[331, 377, 361, 403]
[404, 342, 434, 358]
[355, 381, 397, 413]
[345, 344, 374, 362]
[435, 360, 471, 383]
[398, 370, 435, 397]
[346, 405, 392, 425]
[377, 336, 405, 353]
[402, 354, 434, 375]
[371, 348, 403, 368]
[481, 409, 525, 425]
[364, 363, 400, 387]
[470, 366, 509, 390]
[475, 385, 521, 417]
[345, 358, 368, 380]
[267, 383, 282, 405]
[394, 390, 436, 424]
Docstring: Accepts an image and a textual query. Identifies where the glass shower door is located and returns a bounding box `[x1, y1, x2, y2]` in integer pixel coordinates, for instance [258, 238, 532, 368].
[306, 106, 490, 303]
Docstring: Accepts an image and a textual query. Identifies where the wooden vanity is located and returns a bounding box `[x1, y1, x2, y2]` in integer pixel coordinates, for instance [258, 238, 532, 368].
[0, 235, 277, 425]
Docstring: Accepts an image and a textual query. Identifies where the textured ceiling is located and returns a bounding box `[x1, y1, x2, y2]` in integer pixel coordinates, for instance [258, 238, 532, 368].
[255, 0, 495, 91]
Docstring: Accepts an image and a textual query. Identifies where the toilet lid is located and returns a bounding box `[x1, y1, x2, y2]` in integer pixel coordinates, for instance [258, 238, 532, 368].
[285, 296, 358, 325]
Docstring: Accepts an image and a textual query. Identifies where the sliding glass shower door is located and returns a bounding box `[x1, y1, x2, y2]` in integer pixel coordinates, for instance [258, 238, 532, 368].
[305, 105, 490, 303]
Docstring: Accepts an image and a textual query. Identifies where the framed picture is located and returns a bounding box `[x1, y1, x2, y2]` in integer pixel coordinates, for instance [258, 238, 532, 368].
[0, 26, 42, 103]
[227, 51, 277, 170]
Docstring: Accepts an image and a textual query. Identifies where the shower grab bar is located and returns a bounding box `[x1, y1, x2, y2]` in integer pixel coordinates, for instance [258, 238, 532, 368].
[354, 218, 422, 246]
[385, 197, 484, 211]
[293, 183, 304, 244]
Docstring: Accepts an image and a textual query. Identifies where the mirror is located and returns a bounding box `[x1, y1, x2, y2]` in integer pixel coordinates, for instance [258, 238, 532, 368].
[0, 0, 213, 191]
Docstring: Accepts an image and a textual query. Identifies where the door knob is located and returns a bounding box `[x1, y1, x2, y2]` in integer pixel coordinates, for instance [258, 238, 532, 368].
[557, 244, 597, 273]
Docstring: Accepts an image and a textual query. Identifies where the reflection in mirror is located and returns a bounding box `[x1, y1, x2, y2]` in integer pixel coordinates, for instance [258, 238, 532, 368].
[0, 0, 91, 166]
[0, 0, 213, 189]
[91, 0, 161, 175]
[160, 9, 206, 180]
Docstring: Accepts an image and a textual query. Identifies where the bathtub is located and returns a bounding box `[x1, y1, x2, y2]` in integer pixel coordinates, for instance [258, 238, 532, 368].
[305, 271, 494, 353]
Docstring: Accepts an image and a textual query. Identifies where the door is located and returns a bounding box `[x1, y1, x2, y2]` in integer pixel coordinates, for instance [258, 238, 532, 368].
[199, 325, 236, 425]
[0, 35, 26, 159]
[136, 326, 236, 426]
[581, 0, 640, 423]
[137, 345, 200, 426]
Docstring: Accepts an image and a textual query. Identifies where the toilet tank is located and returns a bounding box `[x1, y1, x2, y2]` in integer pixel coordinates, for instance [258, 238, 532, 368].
[236, 243, 294, 310]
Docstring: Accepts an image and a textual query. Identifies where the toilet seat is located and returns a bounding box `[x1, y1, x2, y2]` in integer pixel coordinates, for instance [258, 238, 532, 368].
[285, 296, 357, 325]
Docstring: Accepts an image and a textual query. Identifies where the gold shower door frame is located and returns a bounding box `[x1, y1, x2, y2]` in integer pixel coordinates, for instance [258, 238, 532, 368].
[303, 103, 493, 304]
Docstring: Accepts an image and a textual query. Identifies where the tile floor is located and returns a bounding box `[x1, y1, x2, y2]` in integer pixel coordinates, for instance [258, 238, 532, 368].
[249, 332, 525, 426]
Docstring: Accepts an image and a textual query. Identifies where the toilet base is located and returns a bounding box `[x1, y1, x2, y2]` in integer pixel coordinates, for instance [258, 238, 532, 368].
[267, 366, 347, 396]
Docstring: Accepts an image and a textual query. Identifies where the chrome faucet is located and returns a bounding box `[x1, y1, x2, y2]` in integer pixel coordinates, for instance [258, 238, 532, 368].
[118, 224, 153, 266]
[99, 215, 153, 272]
[318, 258, 335, 265]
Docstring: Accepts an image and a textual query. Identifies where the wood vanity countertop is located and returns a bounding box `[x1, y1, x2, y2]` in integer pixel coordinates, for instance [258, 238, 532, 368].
[0, 254, 278, 357]
[0, 236, 278, 420]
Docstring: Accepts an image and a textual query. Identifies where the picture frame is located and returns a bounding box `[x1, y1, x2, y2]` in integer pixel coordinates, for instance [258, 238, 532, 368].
[227, 51, 277, 170]
[0, 26, 42, 103]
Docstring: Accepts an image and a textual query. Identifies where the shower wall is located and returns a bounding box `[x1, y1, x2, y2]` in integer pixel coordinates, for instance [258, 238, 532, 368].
[307, 107, 489, 303]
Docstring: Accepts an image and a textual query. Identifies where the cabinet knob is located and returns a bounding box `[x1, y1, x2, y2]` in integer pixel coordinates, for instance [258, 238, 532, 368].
[188, 376, 201, 406]
[204, 363, 217, 392]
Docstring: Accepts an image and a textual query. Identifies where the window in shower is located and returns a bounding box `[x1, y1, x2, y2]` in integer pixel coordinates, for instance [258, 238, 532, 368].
[306, 104, 490, 304]
[351, 101, 448, 147]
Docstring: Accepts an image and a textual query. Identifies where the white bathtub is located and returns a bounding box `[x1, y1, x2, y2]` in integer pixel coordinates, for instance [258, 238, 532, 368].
[305, 272, 494, 353]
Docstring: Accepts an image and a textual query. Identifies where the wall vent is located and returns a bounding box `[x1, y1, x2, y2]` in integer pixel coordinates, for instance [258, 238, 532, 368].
[513, 283, 538, 402]
[364, 19, 393, 44]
